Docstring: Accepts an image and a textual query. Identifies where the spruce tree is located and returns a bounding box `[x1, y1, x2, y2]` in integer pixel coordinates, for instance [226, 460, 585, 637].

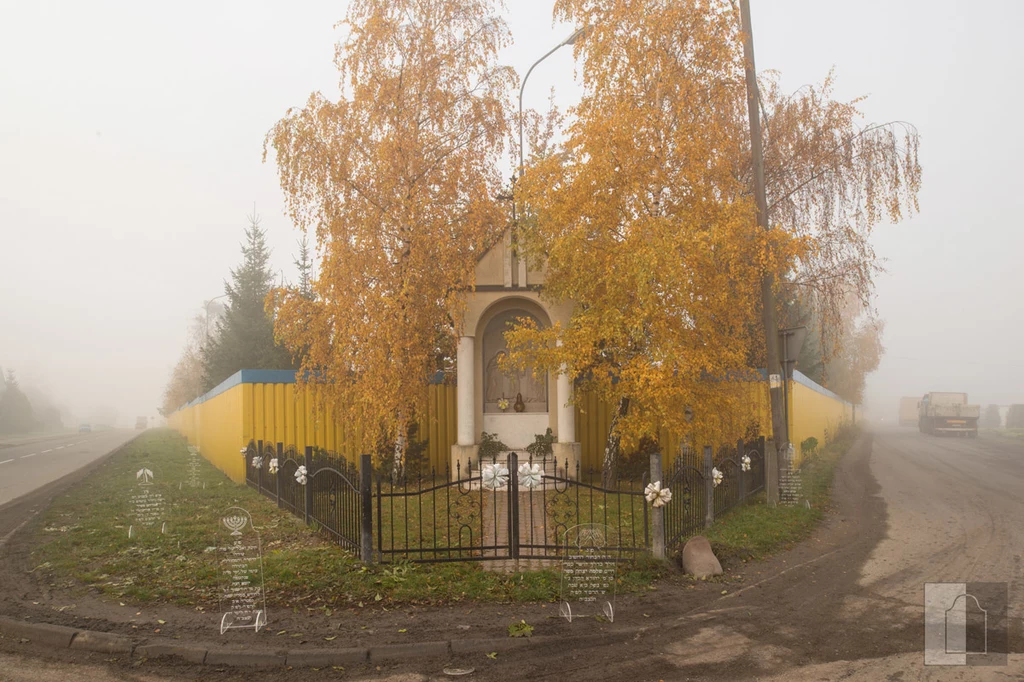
[203, 212, 294, 390]
[294, 234, 314, 300]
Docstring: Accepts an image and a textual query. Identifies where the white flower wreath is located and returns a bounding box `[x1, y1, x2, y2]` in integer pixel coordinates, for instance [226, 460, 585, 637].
[268, 458, 279, 475]
[741, 454, 751, 472]
[644, 481, 673, 507]
[252, 455, 263, 469]
[517, 462, 543, 489]
[712, 467, 724, 487]
[481, 462, 509, 490]
[295, 465, 308, 486]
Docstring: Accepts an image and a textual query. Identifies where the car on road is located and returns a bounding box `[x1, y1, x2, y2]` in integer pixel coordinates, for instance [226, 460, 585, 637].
[78, 423, 91, 433]
[135, 416, 148, 430]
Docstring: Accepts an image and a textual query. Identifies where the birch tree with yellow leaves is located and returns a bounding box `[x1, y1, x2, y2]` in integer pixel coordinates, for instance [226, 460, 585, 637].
[266, 0, 514, 476]
[508, 0, 920, 481]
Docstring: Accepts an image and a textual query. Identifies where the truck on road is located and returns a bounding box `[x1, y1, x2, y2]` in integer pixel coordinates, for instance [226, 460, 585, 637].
[918, 392, 979, 437]
[899, 397, 919, 427]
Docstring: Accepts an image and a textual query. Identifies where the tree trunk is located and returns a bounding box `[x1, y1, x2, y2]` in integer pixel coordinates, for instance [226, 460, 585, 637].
[602, 397, 630, 487]
[392, 411, 407, 484]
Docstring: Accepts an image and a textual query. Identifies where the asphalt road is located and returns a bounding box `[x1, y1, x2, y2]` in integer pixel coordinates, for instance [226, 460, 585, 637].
[0, 429, 138, 528]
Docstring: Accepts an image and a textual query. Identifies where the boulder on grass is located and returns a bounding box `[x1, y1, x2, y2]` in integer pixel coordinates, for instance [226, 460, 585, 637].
[681, 535, 723, 578]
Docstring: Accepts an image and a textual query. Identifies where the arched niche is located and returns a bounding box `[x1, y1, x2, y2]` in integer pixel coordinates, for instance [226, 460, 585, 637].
[481, 309, 548, 414]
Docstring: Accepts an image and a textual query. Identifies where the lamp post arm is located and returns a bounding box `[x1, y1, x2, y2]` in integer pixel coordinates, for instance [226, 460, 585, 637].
[518, 42, 566, 179]
[204, 293, 229, 341]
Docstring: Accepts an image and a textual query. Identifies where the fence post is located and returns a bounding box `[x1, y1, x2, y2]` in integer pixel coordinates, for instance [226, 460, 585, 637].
[704, 445, 714, 529]
[276, 443, 283, 508]
[256, 439, 263, 490]
[360, 454, 374, 565]
[304, 446, 313, 525]
[650, 452, 665, 560]
[736, 438, 746, 502]
[508, 452, 519, 560]
[759, 436, 767, 490]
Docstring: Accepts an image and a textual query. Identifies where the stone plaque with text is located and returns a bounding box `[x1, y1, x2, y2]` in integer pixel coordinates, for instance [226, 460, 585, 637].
[128, 463, 166, 538]
[218, 507, 267, 634]
[559, 524, 618, 623]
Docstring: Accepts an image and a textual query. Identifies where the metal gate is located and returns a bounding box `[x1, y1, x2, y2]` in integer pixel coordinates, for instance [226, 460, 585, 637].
[374, 451, 650, 563]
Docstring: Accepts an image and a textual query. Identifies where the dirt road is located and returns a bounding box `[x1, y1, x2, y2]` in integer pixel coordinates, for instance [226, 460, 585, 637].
[2, 427, 1022, 680]
[531, 427, 1024, 681]
[442, 427, 1024, 680]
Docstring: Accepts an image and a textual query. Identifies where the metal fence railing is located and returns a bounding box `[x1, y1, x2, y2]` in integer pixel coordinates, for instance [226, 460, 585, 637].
[241, 435, 766, 563]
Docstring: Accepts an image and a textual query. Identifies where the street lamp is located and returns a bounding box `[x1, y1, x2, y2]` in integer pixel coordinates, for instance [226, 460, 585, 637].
[518, 25, 590, 178]
[204, 294, 229, 341]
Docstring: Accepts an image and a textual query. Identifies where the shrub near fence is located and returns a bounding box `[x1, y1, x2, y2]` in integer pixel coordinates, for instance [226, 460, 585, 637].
[242, 437, 766, 564]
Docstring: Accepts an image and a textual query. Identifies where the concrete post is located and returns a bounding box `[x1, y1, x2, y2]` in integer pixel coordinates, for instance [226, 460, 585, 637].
[704, 445, 715, 529]
[360, 454, 373, 564]
[650, 452, 665, 560]
[736, 438, 746, 503]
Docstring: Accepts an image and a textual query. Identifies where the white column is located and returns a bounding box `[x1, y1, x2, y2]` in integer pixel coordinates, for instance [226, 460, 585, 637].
[556, 366, 575, 443]
[456, 335, 476, 446]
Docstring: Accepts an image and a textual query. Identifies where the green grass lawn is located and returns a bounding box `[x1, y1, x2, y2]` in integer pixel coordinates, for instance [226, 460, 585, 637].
[31, 430, 663, 610]
[704, 428, 858, 565]
[31, 427, 856, 610]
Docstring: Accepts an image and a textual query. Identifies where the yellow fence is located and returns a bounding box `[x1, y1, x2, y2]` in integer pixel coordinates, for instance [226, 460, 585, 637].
[168, 369, 852, 483]
[168, 370, 456, 483]
[787, 371, 856, 467]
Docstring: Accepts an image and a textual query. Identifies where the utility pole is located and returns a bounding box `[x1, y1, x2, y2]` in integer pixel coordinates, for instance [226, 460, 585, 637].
[740, 0, 786, 506]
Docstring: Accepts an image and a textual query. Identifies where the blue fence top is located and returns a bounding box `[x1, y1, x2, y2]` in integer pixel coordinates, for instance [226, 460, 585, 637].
[176, 369, 452, 412]
[792, 369, 851, 406]
[177, 366, 850, 413]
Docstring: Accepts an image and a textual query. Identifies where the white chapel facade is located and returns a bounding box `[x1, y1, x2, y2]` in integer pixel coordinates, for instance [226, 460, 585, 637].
[451, 230, 581, 472]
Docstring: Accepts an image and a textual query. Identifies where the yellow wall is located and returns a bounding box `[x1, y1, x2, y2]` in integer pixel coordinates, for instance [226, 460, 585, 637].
[787, 376, 855, 468]
[169, 369, 850, 483]
[167, 383, 246, 482]
[573, 373, 853, 471]
[169, 377, 458, 482]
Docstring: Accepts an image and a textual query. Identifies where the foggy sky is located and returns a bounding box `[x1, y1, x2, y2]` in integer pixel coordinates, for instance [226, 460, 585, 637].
[1, 0, 1021, 426]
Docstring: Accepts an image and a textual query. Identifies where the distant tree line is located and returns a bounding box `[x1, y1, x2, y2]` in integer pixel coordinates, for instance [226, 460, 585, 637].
[0, 368, 64, 434]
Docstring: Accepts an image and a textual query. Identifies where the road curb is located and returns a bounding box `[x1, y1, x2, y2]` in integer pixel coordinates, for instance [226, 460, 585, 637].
[0, 615, 636, 669]
[69, 630, 134, 654]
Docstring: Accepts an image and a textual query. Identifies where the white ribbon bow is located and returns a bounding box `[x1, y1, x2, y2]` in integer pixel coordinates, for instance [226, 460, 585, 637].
[644, 481, 673, 507]
[517, 462, 543, 489]
[295, 465, 308, 486]
[481, 463, 509, 490]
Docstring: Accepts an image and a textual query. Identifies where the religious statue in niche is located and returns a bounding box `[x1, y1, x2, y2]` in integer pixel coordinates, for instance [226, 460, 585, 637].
[484, 351, 546, 413]
[482, 311, 548, 414]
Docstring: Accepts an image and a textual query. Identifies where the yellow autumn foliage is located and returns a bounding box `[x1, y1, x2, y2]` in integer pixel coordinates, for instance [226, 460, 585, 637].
[265, 0, 514, 460]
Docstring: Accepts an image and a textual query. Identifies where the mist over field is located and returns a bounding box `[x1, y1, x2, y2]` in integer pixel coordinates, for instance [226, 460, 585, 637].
[0, 0, 1020, 427]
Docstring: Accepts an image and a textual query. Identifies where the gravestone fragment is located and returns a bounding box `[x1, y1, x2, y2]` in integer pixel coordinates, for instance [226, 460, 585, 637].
[128, 462, 166, 538]
[218, 507, 267, 634]
[559, 524, 617, 623]
[180, 445, 205, 490]
[779, 445, 802, 506]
